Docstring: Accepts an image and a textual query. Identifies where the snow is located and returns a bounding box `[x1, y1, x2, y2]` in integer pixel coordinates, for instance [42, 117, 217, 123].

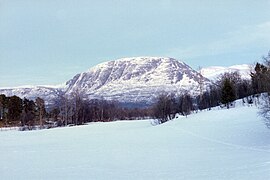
[1, 105, 270, 179]
[0, 84, 66, 90]
[201, 64, 252, 81]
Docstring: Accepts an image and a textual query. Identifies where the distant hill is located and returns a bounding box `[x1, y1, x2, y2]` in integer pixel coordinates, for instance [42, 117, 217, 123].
[201, 64, 252, 81]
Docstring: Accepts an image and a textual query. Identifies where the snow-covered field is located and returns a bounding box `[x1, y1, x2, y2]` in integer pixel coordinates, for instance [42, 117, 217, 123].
[1, 105, 270, 179]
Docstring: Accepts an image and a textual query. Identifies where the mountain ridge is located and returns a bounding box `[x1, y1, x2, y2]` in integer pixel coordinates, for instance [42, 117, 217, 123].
[0, 57, 251, 104]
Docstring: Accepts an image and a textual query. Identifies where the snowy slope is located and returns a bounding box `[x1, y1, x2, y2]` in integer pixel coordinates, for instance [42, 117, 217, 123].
[1, 105, 270, 179]
[201, 64, 252, 81]
[65, 57, 210, 103]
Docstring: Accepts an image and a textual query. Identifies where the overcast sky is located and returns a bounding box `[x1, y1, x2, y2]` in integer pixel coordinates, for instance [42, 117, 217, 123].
[1, 0, 270, 87]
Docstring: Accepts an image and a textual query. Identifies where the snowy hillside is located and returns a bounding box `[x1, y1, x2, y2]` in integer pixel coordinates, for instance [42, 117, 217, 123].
[1, 104, 270, 179]
[65, 57, 209, 103]
[201, 64, 252, 81]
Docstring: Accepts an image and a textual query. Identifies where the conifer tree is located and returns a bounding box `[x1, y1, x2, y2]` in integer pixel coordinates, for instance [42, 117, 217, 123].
[0, 94, 6, 120]
[22, 98, 36, 127]
[7, 96, 23, 123]
[221, 78, 236, 109]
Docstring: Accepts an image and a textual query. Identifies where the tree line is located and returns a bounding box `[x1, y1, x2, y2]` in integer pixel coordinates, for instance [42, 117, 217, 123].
[0, 95, 45, 129]
[50, 92, 151, 127]
[0, 92, 151, 130]
[152, 67, 256, 124]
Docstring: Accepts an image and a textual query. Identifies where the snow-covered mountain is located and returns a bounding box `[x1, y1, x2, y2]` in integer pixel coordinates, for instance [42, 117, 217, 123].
[0, 57, 209, 104]
[201, 64, 252, 81]
[0, 57, 252, 104]
[0, 85, 64, 103]
[65, 57, 209, 103]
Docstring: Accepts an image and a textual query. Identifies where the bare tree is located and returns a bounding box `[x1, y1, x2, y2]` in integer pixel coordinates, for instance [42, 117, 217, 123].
[152, 94, 176, 124]
[198, 66, 204, 101]
[257, 51, 270, 128]
[178, 93, 194, 116]
[70, 89, 85, 125]
[259, 94, 270, 128]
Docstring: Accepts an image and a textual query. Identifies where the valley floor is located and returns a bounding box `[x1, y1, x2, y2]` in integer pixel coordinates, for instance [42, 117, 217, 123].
[1, 105, 270, 179]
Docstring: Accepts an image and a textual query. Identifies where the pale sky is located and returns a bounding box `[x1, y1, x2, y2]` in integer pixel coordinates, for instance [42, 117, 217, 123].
[1, 0, 270, 87]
